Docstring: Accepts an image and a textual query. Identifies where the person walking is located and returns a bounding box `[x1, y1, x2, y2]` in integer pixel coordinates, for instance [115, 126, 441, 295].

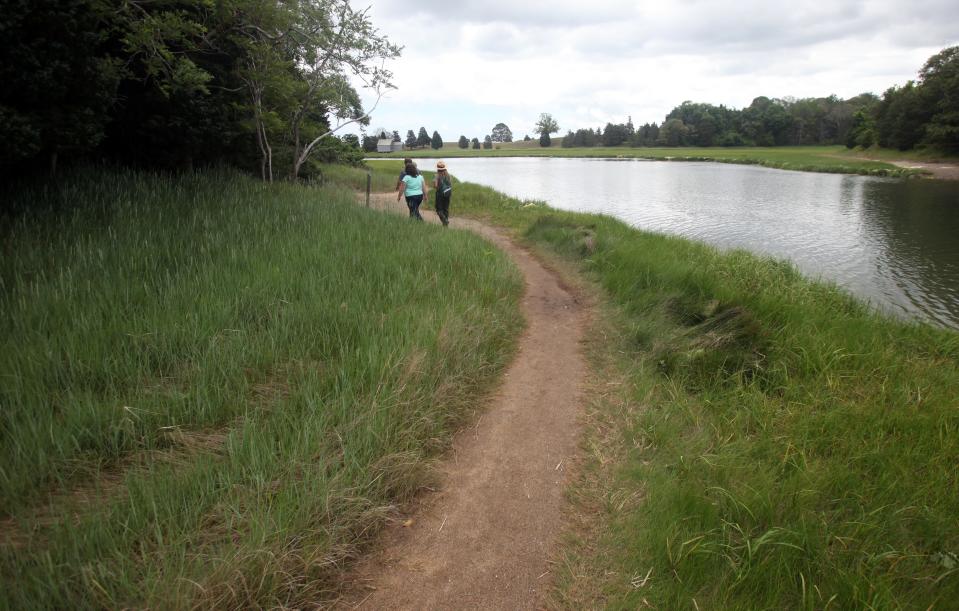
[397, 161, 427, 220]
[432, 161, 453, 227]
[395, 158, 414, 191]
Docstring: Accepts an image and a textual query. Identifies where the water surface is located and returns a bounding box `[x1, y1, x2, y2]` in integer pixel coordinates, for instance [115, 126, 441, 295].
[414, 157, 959, 329]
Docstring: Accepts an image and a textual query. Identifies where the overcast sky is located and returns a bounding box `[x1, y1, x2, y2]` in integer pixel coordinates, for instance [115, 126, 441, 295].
[348, 0, 959, 141]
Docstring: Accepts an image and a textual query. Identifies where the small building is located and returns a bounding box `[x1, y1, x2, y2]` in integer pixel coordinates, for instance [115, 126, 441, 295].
[377, 139, 403, 153]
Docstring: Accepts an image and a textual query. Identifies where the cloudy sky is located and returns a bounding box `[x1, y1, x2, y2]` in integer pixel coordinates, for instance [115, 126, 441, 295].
[348, 0, 959, 141]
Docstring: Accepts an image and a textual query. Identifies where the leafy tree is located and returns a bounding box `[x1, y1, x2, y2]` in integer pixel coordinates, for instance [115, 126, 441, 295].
[876, 83, 929, 150]
[362, 134, 378, 152]
[416, 127, 430, 148]
[844, 106, 877, 149]
[491, 122, 513, 142]
[483, 135, 493, 149]
[471, 137, 481, 149]
[341, 133, 359, 148]
[405, 129, 417, 148]
[603, 122, 629, 146]
[458, 135, 469, 148]
[918, 46, 959, 151]
[534, 113, 559, 148]
[657, 119, 689, 146]
[431, 130, 443, 149]
[561, 130, 575, 148]
[0, 0, 125, 173]
[523, 134, 531, 141]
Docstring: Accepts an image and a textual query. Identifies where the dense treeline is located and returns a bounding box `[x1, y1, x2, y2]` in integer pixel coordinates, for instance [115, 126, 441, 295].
[0, 0, 399, 184]
[562, 46, 958, 152]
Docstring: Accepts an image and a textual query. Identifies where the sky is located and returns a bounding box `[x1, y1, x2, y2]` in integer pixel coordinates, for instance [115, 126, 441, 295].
[346, 0, 959, 141]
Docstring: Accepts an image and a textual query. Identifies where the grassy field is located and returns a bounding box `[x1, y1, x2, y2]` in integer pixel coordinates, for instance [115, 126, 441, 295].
[421, 174, 959, 609]
[373, 145, 918, 177]
[0, 167, 523, 608]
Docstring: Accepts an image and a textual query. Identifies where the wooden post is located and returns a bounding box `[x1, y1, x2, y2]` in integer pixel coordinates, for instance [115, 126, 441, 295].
[366, 171, 371, 207]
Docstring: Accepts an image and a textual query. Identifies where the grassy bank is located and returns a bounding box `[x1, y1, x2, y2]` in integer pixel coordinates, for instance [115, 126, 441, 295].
[438, 177, 959, 608]
[0, 167, 523, 607]
[370, 145, 917, 177]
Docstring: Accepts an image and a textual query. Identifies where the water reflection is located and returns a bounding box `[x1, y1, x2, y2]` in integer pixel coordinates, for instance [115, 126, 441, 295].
[410, 157, 959, 329]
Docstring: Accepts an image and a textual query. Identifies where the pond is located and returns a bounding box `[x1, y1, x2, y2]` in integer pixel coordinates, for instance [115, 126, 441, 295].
[411, 157, 959, 329]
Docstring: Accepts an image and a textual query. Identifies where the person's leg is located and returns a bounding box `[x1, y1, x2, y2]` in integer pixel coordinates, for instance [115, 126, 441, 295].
[404, 195, 415, 218]
[410, 194, 424, 220]
[436, 196, 449, 226]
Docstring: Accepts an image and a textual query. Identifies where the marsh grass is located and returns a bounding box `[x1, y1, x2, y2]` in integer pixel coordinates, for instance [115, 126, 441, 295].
[450, 181, 959, 608]
[0, 166, 523, 607]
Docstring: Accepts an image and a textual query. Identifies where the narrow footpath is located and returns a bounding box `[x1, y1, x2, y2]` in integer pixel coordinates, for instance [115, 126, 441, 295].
[343, 194, 589, 609]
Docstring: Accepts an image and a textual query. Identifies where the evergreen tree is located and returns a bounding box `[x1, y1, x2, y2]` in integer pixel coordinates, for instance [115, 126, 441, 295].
[431, 130, 443, 149]
[416, 126, 430, 148]
[483, 135, 493, 149]
[405, 129, 417, 148]
[458, 135, 469, 148]
[471, 137, 481, 149]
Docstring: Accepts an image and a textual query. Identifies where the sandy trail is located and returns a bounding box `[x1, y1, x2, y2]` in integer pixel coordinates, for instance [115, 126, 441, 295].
[342, 193, 588, 609]
[885, 159, 959, 180]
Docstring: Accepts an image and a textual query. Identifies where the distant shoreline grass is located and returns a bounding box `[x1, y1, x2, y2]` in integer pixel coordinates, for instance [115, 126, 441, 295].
[0, 166, 523, 608]
[369, 145, 923, 178]
[439, 177, 959, 609]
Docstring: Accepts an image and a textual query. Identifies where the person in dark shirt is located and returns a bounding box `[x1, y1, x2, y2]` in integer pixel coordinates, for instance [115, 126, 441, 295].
[395, 158, 415, 191]
[432, 160, 452, 226]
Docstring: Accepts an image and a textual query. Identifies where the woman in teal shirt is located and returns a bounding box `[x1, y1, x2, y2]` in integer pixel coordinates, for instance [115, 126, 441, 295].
[396, 161, 428, 221]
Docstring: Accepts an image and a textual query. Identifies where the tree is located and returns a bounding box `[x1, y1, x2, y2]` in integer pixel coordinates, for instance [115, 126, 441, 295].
[392, 130, 401, 142]
[416, 127, 430, 148]
[342, 133, 359, 148]
[534, 113, 559, 147]
[0, 0, 123, 173]
[471, 137, 481, 149]
[918, 45, 959, 151]
[280, 2, 401, 179]
[405, 129, 416, 149]
[431, 130, 443, 149]
[523, 134, 531, 141]
[657, 118, 689, 146]
[362, 134, 378, 152]
[458, 135, 469, 148]
[491, 122, 513, 142]
[483, 135, 493, 149]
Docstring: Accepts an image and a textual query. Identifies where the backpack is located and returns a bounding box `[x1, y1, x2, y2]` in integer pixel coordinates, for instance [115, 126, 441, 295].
[440, 175, 452, 196]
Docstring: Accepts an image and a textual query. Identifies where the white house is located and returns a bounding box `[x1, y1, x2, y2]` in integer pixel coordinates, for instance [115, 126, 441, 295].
[377, 139, 403, 153]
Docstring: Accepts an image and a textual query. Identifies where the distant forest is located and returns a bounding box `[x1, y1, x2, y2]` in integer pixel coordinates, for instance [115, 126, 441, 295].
[562, 46, 958, 152]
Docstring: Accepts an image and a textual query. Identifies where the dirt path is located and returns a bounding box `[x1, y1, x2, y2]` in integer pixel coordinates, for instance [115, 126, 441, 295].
[343, 194, 589, 609]
[885, 159, 959, 180]
[833, 154, 959, 180]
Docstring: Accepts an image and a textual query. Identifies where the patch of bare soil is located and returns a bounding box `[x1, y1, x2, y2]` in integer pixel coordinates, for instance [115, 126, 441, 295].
[341, 194, 590, 609]
[885, 159, 959, 180]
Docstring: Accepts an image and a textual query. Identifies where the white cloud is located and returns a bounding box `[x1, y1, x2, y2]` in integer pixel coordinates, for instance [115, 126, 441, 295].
[348, 0, 959, 139]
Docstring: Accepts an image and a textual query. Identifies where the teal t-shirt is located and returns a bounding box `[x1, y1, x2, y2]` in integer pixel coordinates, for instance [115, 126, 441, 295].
[402, 174, 425, 196]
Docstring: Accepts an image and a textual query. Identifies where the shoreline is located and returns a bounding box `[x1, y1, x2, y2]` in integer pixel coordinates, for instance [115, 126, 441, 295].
[365, 145, 926, 178]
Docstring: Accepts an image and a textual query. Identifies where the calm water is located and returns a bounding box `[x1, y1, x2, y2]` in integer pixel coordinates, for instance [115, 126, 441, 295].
[415, 157, 959, 329]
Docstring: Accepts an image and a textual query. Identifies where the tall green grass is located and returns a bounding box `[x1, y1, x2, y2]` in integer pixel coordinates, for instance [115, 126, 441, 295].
[451, 182, 959, 608]
[0, 167, 522, 607]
